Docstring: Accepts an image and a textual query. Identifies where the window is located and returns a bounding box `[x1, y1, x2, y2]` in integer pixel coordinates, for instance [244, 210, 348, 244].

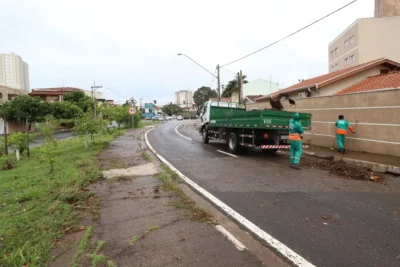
[350, 35, 355, 44]
[344, 58, 349, 65]
[380, 69, 389, 74]
[335, 47, 339, 55]
[335, 64, 339, 71]
[350, 55, 355, 62]
[330, 51, 334, 57]
[345, 40, 349, 47]
[331, 65, 334, 71]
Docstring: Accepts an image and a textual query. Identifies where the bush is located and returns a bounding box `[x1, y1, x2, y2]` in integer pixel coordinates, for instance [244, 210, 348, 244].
[8, 132, 36, 155]
[0, 156, 16, 170]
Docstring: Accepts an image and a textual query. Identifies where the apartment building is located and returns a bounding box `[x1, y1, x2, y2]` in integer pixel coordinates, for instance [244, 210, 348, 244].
[328, 16, 400, 73]
[0, 53, 30, 91]
[174, 90, 193, 109]
[375, 0, 400, 17]
[329, 0, 400, 73]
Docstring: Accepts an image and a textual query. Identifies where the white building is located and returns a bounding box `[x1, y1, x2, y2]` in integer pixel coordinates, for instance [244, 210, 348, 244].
[0, 53, 30, 91]
[174, 90, 194, 109]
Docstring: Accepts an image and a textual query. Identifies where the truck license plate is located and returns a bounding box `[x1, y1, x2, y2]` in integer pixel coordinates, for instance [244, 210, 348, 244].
[280, 135, 289, 140]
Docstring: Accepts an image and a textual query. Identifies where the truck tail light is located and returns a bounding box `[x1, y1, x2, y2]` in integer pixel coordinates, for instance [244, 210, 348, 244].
[263, 133, 269, 139]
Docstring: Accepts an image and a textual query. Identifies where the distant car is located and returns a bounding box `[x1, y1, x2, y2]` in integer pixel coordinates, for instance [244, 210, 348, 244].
[177, 116, 183, 120]
[158, 117, 165, 121]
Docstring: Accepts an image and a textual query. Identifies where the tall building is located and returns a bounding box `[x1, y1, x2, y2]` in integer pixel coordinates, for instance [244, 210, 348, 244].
[174, 90, 193, 108]
[375, 0, 400, 17]
[0, 53, 30, 91]
[328, 16, 400, 73]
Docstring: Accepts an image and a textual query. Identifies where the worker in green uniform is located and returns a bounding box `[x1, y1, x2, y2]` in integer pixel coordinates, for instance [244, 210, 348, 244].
[289, 113, 304, 170]
[335, 115, 355, 154]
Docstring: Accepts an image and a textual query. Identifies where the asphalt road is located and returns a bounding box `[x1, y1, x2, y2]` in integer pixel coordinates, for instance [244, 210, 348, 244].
[148, 120, 400, 267]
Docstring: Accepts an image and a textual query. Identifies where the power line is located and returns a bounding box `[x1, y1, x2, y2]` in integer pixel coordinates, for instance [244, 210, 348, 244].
[221, 0, 358, 67]
[209, 68, 217, 88]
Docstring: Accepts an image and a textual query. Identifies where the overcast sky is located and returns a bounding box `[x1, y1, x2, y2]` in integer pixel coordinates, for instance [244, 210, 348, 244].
[0, 0, 373, 105]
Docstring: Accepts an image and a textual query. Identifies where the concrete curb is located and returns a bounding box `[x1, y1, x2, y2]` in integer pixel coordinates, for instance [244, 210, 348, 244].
[301, 151, 400, 175]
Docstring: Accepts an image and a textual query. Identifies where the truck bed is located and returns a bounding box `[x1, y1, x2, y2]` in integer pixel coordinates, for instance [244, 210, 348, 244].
[209, 106, 311, 130]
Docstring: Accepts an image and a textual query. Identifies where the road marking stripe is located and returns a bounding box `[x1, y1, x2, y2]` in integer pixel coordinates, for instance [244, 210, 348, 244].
[217, 150, 238, 158]
[215, 225, 246, 251]
[175, 123, 192, 141]
[145, 128, 315, 267]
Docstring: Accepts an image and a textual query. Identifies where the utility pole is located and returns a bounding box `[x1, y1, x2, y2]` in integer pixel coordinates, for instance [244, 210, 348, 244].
[91, 82, 102, 117]
[239, 70, 243, 104]
[217, 64, 221, 104]
[140, 98, 143, 110]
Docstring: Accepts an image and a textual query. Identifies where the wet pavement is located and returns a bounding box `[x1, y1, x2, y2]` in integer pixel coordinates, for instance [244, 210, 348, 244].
[50, 128, 265, 267]
[147, 121, 400, 267]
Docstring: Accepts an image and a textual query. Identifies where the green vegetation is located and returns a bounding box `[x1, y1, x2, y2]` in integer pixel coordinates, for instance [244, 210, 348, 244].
[222, 73, 248, 97]
[193, 86, 217, 108]
[0, 132, 121, 266]
[138, 120, 160, 128]
[156, 164, 214, 223]
[129, 226, 160, 247]
[140, 151, 152, 162]
[72, 226, 93, 267]
[7, 132, 37, 155]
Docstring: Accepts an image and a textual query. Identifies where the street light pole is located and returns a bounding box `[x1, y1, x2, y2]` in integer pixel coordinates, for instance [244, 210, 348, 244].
[217, 64, 221, 102]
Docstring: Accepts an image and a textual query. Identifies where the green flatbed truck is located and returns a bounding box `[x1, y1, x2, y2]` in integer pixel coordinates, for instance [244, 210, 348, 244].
[199, 101, 312, 154]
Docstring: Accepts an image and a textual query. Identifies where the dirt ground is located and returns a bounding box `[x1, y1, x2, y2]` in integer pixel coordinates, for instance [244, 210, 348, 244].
[301, 155, 386, 183]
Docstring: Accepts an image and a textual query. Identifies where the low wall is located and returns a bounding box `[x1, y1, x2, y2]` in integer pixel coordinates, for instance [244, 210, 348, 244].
[247, 89, 400, 157]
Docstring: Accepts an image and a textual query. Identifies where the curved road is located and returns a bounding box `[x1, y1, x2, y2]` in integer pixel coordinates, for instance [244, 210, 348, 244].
[148, 120, 400, 267]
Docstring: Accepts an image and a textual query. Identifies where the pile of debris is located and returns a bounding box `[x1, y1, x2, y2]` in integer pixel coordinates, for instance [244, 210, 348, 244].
[301, 156, 384, 182]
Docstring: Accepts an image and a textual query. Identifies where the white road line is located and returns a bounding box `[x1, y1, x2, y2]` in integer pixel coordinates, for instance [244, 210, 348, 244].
[217, 150, 238, 158]
[145, 128, 315, 267]
[215, 225, 246, 251]
[175, 123, 192, 141]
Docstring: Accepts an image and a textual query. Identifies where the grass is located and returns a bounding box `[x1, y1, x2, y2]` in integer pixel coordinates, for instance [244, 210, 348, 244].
[138, 120, 160, 128]
[129, 226, 160, 247]
[72, 226, 93, 267]
[0, 131, 122, 267]
[155, 164, 214, 223]
[87, 240, 107, 267]
[92, 196, 101, 222]
[140, 151, 152, 162]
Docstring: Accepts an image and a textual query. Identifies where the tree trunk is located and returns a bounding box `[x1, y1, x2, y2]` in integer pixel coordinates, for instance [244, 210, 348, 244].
[85, 132, 88, 149]
[3, 116, 8, 155]
[26, 118, 30, 157]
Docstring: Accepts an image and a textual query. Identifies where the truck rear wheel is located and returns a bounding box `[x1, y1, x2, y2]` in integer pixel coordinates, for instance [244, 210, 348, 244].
[228, 132, 243, 154]
[202, 129, 209, 144]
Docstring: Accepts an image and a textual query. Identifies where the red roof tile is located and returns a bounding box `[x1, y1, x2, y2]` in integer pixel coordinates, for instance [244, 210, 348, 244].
[256, 58, 400, 101]
[31, 87, 82, 92]
[336, 71, 400, 95]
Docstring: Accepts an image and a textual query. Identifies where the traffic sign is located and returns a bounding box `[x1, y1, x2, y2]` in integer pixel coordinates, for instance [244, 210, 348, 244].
[129, 107, 136, 115]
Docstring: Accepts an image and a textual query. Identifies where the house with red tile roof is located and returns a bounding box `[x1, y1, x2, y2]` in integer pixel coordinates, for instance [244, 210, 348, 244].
[255, 58, 400, 102]
[29, 87, 82, 102]
[336, 71, 400, 95]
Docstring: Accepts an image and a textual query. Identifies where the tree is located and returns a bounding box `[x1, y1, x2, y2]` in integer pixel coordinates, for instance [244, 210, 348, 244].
[39, 116, 59, 173]
[222, 73, 248, 97]
[162, 104, 183, 116]
[63, 90, 94, 113]
[193, 87, 217, 108]
[73, 113, 106, 148]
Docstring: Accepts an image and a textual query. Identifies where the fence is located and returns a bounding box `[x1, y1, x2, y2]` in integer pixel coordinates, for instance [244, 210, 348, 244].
[247, 89, 400, 157]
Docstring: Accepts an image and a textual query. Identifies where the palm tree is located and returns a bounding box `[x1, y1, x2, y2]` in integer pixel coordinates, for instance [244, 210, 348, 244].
[222, 73, 248, 97]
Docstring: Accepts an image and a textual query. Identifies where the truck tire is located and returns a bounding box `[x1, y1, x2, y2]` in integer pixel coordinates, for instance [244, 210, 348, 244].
[202, 129, 209, 144]
[228, 132, 243, 154]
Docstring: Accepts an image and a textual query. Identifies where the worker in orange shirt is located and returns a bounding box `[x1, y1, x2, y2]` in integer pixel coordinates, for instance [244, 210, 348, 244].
[335, 115, 355, 154]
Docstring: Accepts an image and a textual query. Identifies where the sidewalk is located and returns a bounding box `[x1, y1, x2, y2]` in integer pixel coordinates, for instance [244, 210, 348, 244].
[51, 128, 270, 267]
[305, 145, 400, 174]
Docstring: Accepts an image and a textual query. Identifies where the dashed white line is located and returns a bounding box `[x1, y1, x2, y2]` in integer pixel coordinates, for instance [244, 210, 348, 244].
[145, 128, 315, 267]
[217, 150, 238, 158]
[175, 123, 192, 141]
[215, 225, 246, 251]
